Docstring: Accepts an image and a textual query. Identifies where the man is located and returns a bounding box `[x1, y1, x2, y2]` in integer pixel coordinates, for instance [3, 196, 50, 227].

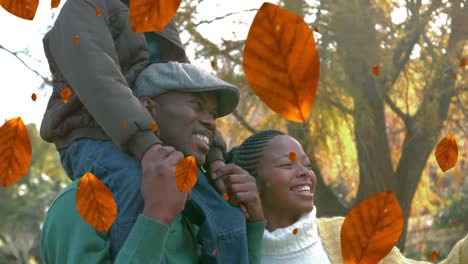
[40, 61, 266, 263]
[38, 0, 233, 261]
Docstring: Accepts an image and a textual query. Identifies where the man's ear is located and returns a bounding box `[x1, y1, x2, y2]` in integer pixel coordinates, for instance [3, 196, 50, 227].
[140, 97, 157, 117]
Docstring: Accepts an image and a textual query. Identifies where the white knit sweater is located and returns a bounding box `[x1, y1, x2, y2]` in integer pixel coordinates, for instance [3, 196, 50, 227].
[261, 207, 331, 264]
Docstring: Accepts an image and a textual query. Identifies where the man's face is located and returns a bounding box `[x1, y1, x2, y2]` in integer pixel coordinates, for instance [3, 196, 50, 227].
[151, 91, 218, 165]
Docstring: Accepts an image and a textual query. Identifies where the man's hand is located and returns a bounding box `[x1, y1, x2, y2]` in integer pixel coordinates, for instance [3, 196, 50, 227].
[212, 164, 265, 222]
[141, 144, 188, 224]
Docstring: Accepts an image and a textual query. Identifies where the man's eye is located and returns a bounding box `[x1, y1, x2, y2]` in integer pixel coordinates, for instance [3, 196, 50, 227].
[191, 101, 202, 108]
[279, 163, 293, 168]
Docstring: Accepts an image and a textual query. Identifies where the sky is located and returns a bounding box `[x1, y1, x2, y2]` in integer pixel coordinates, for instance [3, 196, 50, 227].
[0, 0, 408, 127]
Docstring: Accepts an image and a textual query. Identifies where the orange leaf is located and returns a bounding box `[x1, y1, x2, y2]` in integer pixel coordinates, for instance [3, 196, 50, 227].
[51, 0, 59, 8]
[129, 0, 181, 32]
[223, 193, 229, 201]
[460, 57, 466, 68]
[175, 156, 197, 192]
[0, 117, 31, 187]
[122, 120, 127, 128]
[243, 3, 319, 123]
[212, 249, 217, 255]
[95, 7, 101, 16]
[405, 132, 410, 139]
[292, 228, 298, 235]
[288, 151, 297, 163]
[210, 60, 217, 69]
[0, 0, 38, 20]
[61, 86, 72, 103]
[372, 64, 380, 76]
[76, 172, 117, 233]
[151, 121, 157, 132]
[429, 250, 439, 261]
[31, 93, 37, 101]
[435, 134, 458, 172]
[314, 26, 319, 32]
[73, 35, 79, 45]
[265, 180, 271, 188]
[453, 220, 459, 227]
[341, 190, 403, 264]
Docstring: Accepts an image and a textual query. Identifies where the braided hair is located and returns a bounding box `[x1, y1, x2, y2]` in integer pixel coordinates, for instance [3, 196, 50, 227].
[227, 130, 285, 178]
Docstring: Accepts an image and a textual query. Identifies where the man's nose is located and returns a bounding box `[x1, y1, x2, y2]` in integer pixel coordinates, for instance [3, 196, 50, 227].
[200, 112, 216, 131]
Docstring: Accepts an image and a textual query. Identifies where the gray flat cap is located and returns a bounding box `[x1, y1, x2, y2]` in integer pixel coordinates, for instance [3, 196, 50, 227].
[134, 62, 240, 117]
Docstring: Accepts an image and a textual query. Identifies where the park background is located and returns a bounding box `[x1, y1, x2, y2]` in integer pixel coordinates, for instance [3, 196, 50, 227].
[0, 0, 466, 262]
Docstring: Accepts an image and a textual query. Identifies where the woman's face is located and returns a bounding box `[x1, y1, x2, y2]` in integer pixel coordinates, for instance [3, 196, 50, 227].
[256, 135, 317, 216]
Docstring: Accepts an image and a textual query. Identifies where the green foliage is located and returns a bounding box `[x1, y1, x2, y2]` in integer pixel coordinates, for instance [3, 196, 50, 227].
[0, 124, 68, 263]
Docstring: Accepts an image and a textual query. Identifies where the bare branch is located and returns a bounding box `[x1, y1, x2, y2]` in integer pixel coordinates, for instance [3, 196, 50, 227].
[323, 97, 353, 115]
[194, 8, 258, 27]
[0, 45, 52, 86]
[384, 94, 411, 127]
[232, 110, 257, 134]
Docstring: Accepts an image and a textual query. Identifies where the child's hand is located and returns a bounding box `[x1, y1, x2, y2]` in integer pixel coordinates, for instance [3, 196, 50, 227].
[212, 163, 265, 222]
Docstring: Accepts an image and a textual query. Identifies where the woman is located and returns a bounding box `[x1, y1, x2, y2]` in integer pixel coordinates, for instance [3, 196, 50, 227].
[225, 129, 467, 264]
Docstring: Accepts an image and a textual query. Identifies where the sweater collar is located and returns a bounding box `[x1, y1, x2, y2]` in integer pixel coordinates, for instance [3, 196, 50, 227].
[262, 207, 320, 255]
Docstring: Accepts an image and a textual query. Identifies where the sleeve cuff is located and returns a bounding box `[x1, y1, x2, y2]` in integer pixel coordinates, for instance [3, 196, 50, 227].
[127, 131, 162, 160]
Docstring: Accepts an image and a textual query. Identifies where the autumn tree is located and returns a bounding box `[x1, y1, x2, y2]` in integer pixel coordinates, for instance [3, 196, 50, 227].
[176, 0, 467, 250]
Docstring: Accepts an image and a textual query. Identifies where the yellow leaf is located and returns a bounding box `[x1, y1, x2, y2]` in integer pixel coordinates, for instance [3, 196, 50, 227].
[129, 0, 181, 32]
[243, 3, 320, 123]
[0, 0, 38, 20]
[76, 172, 117, 233]
[0, 117, 32, 187]
[435, 134, 458, 172]
[341, 191, 403, 264]
[175, 156, 197, 192]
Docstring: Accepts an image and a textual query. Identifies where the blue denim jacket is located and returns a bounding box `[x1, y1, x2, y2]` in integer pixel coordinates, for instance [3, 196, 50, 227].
[184, 170, 249, 264]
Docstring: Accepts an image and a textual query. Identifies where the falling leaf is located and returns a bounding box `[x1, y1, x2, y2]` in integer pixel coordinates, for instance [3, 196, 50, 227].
[129, 0, 181, 32]
[265, 180, 270, 188]
[243, 3, 320, 123]
[460, 58, 466, 68]
[435, 134, 458, 172]
[372, 65, 380, 76]
[314, 26, 319, 32]
[453, 220, 459, 227]
[73, 35, 79, 45]
[175, 156, 197, 192]
[0, 117, 32, 187]
[61, 86, 72, 103]
[0, 0, 39, 20]
[151, 122, 157, 132]
[95, 7, 101, 16]
[292, 228, 298, 235]
[76, 172, 117, 233]
[51, 0, 59, 8]
[122, 121, 127, 128]
[212, 249, 217, 255]
[31, 93, 37, 101]
[210, 60, 217, 69]
[288, 151, 297, 163]
[341, 190, 403, 264]
[223, 193, 229, 201]
[429, 250, 439, 261]
[405, 133, 410, 139]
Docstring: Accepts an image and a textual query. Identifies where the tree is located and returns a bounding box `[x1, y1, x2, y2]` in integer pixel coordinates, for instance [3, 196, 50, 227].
[0, 124, 68, 263]
[176, 0, 467, 251]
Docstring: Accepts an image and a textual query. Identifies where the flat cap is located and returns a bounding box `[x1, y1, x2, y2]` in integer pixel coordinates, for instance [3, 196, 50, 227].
[134, 62, 240, 117]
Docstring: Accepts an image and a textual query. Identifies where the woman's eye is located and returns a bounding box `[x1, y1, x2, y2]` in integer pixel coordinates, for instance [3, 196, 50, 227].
[279, 163, 293, 168]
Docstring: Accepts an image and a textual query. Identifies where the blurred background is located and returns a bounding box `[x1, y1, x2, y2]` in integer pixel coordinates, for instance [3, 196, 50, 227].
[0, 0, 466, 263]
